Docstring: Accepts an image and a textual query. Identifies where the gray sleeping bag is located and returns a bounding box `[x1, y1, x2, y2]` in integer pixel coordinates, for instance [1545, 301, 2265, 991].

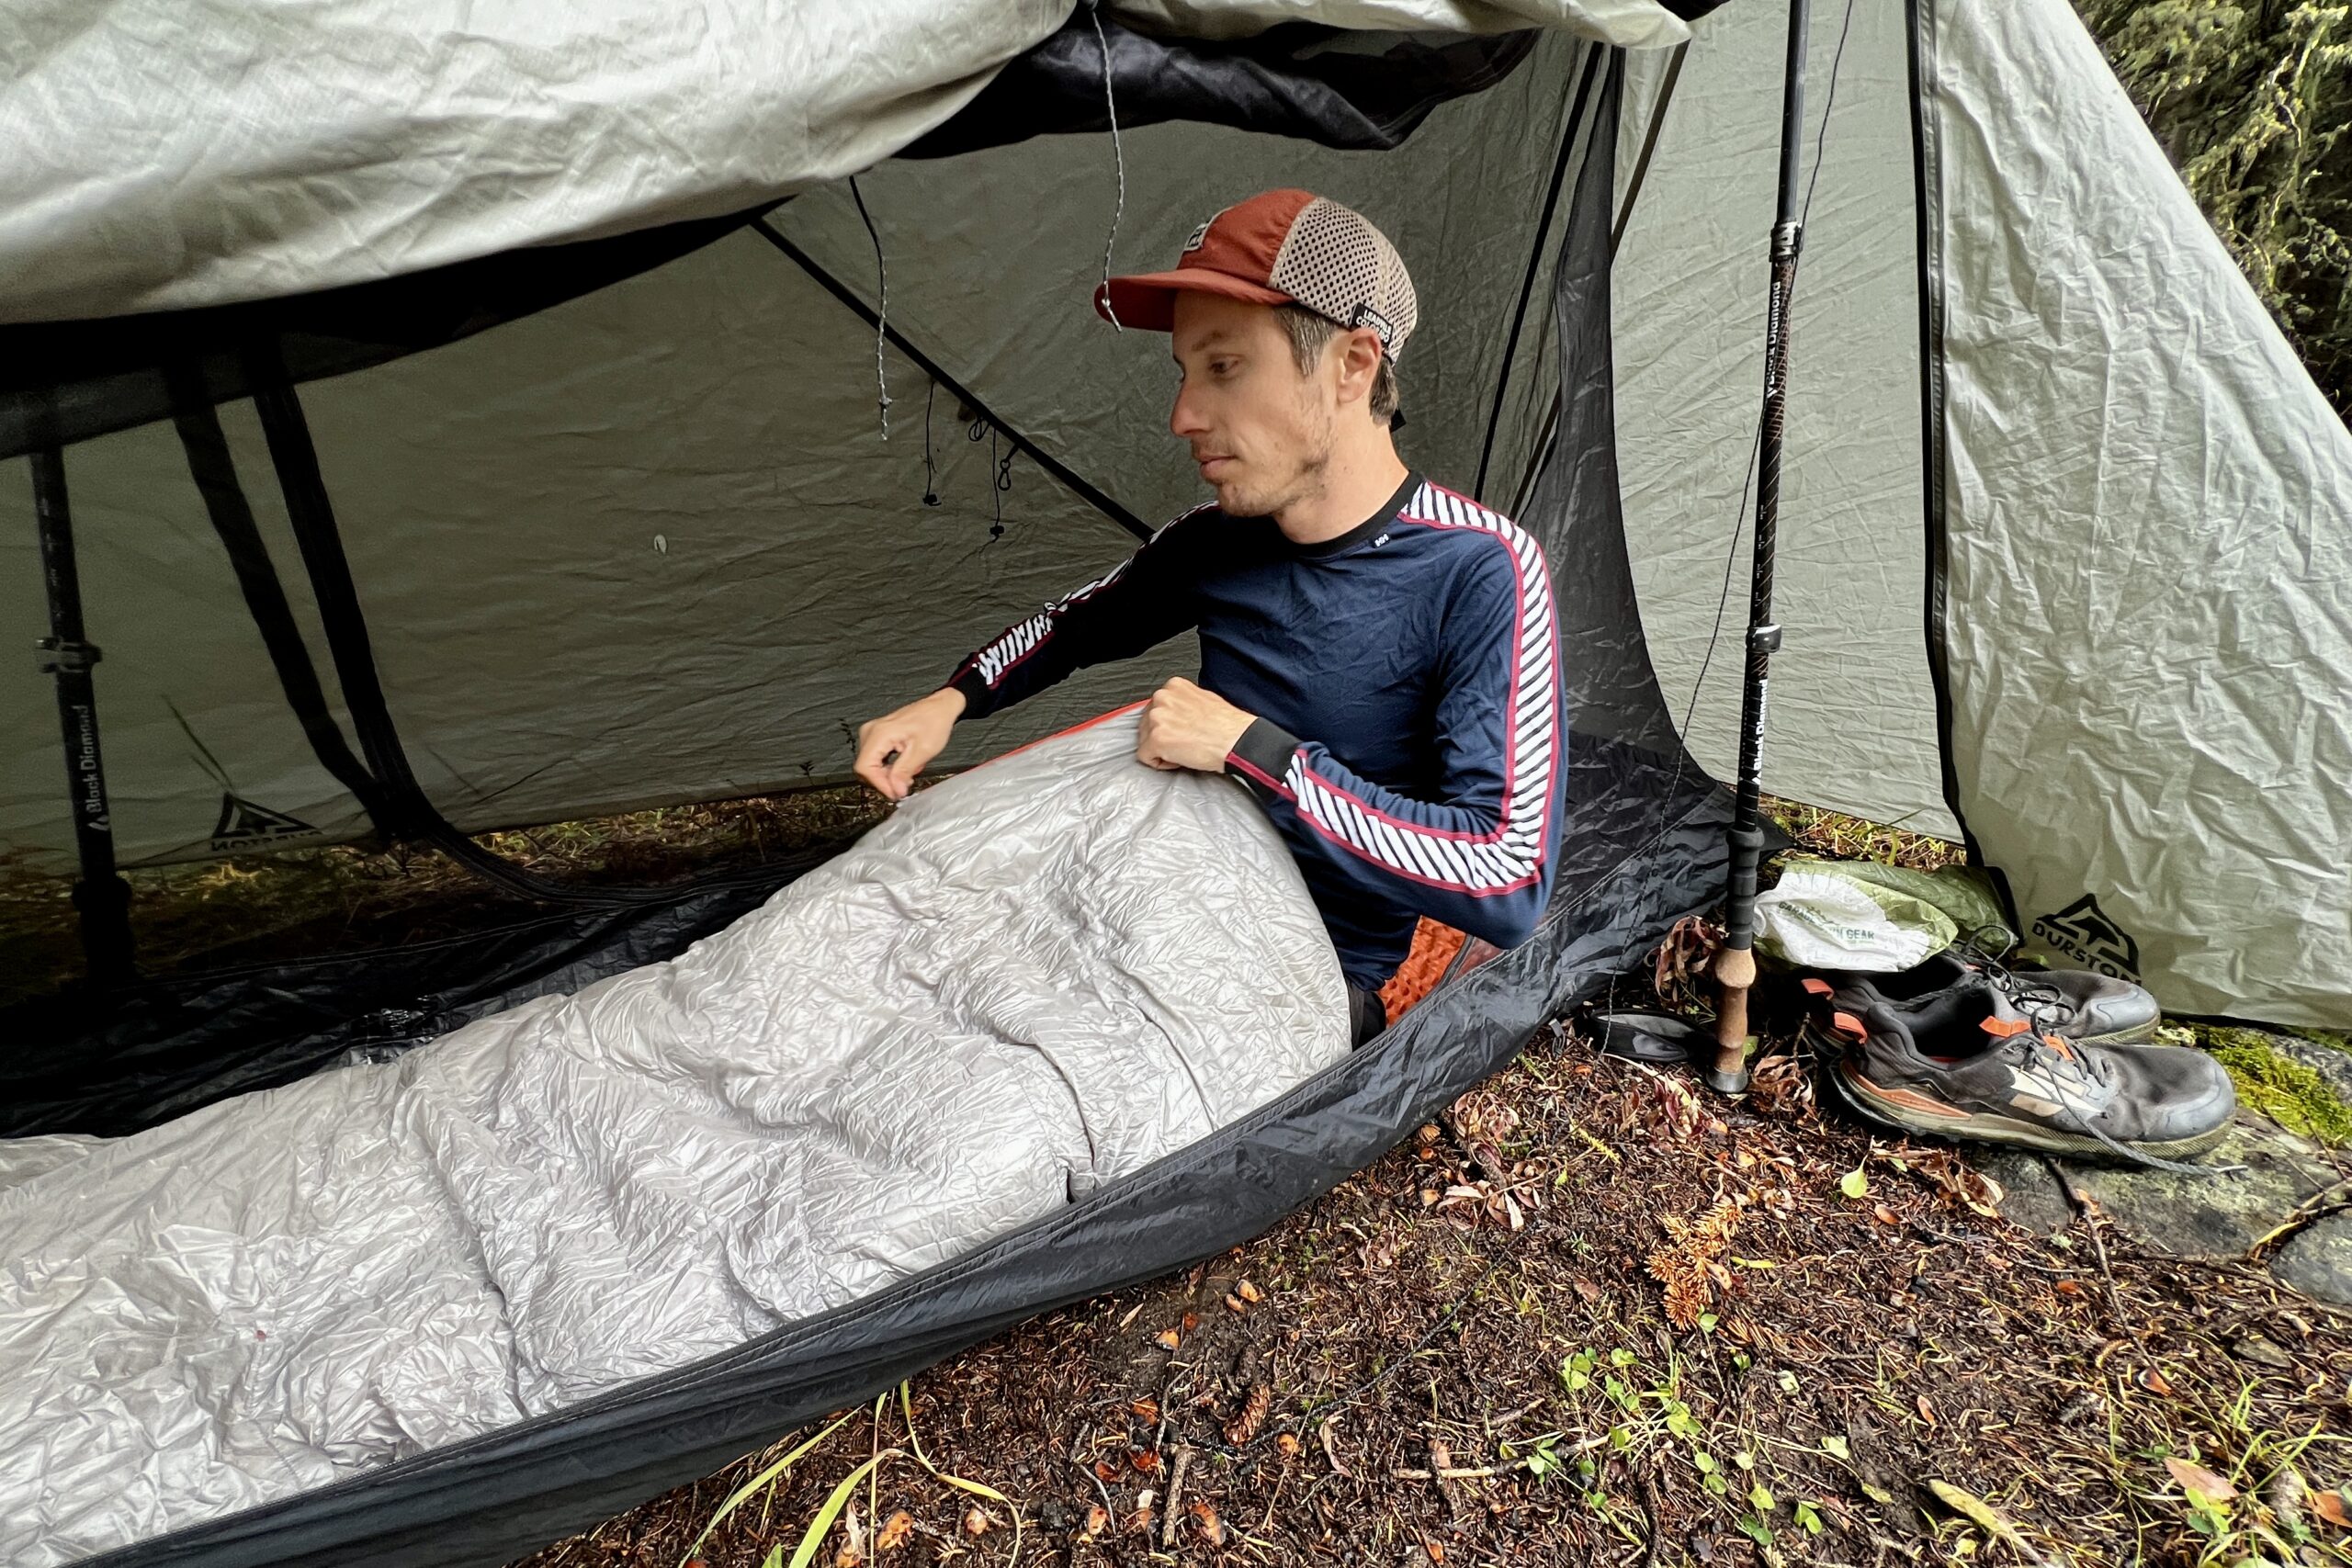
[0, 710, 1350, 1565]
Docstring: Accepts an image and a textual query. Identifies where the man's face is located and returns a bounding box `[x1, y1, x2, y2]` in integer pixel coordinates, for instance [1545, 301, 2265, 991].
[1168, 292, 1333, 517]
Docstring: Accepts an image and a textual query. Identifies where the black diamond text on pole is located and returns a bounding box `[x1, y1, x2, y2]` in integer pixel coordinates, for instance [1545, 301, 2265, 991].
[30, 446, 135, 984]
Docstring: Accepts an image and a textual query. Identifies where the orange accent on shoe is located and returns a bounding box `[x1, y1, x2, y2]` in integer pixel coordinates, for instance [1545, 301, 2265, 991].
[1831, 1010, 1868, 1040]
[1801, 977, 1834, 997]
[2041, 1032, 2074, 1060]
[1847, 1069, 1973, 1121]
[1980, 1016, 2032, 1039]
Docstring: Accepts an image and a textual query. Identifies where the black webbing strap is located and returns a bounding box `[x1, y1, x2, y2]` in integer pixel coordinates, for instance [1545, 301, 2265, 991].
[166, 364, 402, 837]
[1611, 41, 1690, 256]
[749, 217, 1153, 543]
[232, 342, 717, 908]
[1508, 45, 1685, 523]
[1472, 43, 1605, 505]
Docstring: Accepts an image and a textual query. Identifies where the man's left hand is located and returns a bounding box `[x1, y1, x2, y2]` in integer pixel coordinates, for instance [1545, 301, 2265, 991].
[1137, 677, 1255, 773]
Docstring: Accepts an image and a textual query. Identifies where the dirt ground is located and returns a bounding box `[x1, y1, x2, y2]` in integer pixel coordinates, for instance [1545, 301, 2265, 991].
[513, 998, 2352, 1568]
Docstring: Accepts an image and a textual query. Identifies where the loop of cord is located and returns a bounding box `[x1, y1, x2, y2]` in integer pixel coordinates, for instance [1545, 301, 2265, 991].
[850, 176, 891, 439]
[1088, 1, 1126, 331]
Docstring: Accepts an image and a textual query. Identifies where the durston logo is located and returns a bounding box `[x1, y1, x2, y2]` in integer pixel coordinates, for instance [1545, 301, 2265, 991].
[209, 793, 318, 853]
[2031, 893, 2142, 980]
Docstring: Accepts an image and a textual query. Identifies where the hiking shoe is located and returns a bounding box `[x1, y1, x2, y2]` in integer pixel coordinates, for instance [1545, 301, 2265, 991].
[1807, 949, 2160, 1047]
[1820, 976, 2233, 1164]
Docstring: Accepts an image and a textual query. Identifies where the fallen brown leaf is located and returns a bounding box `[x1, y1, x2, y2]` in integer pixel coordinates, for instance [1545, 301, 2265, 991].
[1225, 1292, 1248, 1314]
[1132, 1449, 1162, 1474]
[1080, 1504, 1110, 1539]
[1276, 1432, 1303, 1458]
[2165, 1457, 2236, 1505]
[2137, 1368, 2174, 1395]
[1093, 1459, 1121, 1483]
[1182, 1311, 1199, 1333]
[961, 1506, 993, 1537]
[1237, 1280, 1263, 1303]
[1155, 1327, 1182, 1351]
[1130, 1397, 1159, 1423]
[875, 1511, 914, 1552]
[1190, 1502, 1225, 1546]
[2314, 1488, 2350, 1529]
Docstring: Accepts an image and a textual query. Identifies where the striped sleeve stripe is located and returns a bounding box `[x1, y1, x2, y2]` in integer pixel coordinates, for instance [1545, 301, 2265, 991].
[961, 503, 1214, 690]
[967, 561, 1126, 688]
[1283, 481, 1559, 895]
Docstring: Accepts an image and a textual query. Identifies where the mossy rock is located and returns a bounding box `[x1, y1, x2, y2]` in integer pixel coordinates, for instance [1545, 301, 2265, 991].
[2188, 1025, 2352, 1148]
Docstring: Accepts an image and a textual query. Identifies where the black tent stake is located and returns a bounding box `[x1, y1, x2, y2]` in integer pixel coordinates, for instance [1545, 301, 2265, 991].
[1708, 0, 1810, 1096]
[29, 446, 135, 984]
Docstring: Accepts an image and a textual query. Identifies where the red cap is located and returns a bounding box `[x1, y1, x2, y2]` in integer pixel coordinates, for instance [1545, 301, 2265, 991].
[1096, 188, 1419, 358]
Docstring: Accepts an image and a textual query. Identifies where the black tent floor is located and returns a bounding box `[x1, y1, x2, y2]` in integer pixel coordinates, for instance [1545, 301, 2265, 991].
[16, 734, 1736, 1568]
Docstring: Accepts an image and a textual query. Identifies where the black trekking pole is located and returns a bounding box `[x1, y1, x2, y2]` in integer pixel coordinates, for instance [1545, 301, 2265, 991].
[1707, 0, 1809, 1096]
[30, 445, 136, 985]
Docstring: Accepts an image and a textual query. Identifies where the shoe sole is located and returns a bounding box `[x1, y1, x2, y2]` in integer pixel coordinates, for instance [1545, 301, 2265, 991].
[1826, 1059, 2231, 1164]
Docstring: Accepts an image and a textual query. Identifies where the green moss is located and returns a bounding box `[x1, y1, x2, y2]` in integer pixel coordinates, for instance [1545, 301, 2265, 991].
[2193, 1025, 2352, 1147]
[2299, 1028, 2352, 1056]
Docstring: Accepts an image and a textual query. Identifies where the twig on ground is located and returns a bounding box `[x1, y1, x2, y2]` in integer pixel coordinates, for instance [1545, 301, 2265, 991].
[2250, 1178, 2352, 1256]
[2052, 1160, 2132, 1331]
[1160, 1445, 1193, 1547]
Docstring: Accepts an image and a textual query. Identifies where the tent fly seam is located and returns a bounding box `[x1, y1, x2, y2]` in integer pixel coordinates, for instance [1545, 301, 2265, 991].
[749, 216, 1151, 542]
[1609, 41, 1691, 258]
[1471, 41, 1605, 505]
[1904, 0, 2003, 905]
[1506, 39, 1691, 524]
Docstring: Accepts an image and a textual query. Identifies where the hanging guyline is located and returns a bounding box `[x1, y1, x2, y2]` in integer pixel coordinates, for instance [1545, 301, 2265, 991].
[1089, 1, 1128, 330]
[849, 176, 891, 440]
[749, 217, 1151, 540]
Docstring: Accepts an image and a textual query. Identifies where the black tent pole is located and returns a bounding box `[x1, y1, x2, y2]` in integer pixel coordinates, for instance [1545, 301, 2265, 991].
[29, 446, 135, 984]
[1707, 0, 1810, 1096]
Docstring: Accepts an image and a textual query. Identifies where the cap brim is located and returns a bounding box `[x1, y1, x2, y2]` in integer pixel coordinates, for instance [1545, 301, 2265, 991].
[1094, 269, 1291, 332]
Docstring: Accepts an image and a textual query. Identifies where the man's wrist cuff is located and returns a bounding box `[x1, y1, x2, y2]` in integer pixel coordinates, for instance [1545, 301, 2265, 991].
[946, 668, 990, 717]
[1225, 716, 1302, 793]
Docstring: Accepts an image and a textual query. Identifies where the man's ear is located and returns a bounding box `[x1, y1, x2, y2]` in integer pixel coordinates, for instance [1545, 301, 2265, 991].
[1333, 327, 1385, 409]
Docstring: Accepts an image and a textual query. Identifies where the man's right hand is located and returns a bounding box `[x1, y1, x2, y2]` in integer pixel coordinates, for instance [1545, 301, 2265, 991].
[854, 687, 967, 800]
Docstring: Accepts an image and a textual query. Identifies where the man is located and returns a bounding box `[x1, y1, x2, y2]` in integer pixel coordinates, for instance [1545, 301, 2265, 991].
[854, 189, 1565, 1045]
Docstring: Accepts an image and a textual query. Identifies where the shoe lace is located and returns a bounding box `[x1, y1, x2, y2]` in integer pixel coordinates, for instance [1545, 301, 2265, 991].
[1951, 932, 2080, 1034]
[2008, 1028, 2237, 1177]
[1951, 932, 2237, 1176]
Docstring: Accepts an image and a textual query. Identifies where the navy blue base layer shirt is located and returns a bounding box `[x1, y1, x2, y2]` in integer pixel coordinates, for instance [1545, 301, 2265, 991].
[947, 472, 1566, 992]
